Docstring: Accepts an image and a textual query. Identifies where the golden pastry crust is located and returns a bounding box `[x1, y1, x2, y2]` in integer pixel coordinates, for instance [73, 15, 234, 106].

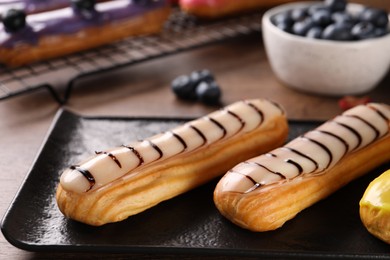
[56, 99, 288, 226]
[214, 103, 390, 232]
[360, 203, 390, 244]
[179, 0, 299, 19]
[0, 6, 170, 67]
[359, 169, 390, 244]
[215, 135, 390, 231]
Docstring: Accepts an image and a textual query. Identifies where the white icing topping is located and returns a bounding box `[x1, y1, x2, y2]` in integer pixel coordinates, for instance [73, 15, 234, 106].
[317, 122, 357, 152]
[219, 103, 390, 194]
[60, 99, 285, 193]
[191, 117, 224, 143]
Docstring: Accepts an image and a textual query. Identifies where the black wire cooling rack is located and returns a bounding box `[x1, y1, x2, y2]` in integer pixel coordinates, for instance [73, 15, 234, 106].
[0, 9, 262, 104]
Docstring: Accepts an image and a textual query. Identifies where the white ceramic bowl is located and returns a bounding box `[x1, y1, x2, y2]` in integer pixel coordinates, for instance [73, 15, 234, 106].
[262, 2, 390, 96]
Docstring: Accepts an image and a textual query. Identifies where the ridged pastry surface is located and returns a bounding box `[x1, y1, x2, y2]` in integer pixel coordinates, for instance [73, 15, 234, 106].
[214, 103, 390, 232]
[56, 99, 288, 225]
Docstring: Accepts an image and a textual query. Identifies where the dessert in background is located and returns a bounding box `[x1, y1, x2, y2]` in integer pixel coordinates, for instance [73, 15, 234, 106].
[0, 0, 171, 66]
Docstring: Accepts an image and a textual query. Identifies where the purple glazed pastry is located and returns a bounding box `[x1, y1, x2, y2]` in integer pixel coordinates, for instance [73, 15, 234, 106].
[0, 0, 171, 66]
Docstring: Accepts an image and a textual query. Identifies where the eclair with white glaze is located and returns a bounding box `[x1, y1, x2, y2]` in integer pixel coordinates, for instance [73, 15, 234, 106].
[56, 99, 288, 226]
[214, 103, 390, 232]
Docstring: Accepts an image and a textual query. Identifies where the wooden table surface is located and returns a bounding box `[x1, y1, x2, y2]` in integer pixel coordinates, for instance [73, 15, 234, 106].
[1, 1, 390, 259]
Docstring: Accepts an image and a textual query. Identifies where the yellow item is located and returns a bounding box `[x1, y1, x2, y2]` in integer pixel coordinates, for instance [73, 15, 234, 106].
[360, 169, 390, 244]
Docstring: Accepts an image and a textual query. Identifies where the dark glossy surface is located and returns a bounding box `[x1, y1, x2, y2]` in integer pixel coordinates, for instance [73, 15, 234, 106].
[1, 109, 389, 258]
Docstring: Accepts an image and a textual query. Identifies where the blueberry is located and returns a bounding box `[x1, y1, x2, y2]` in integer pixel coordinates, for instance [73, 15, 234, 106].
[2, 9, 26, 33]
[190, 69, 214, 86]
[306, 26, 323, 38]
[272, 11, 293, 27]
[308, 5, 330, 16]
[324, 0, 347, 12]
[374, 27, 389, 37]
[292, 17, 315, 36]
[274, 1, 388, 41]
[71, 0, 96, 11]
[359, 8, 389, 28]
[332, 12, 356, 27]
[276, 22, 292, 33]
[171, 75, 197, 100]
[322, 23, 353, 40]
[351, 21, 376, 40]
[196, 81, 221, 105]
[291, 8, 308, 22]
[312, 9, 332, 26]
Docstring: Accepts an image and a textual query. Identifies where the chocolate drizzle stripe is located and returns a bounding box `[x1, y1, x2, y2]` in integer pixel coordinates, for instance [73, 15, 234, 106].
[245, 101, 264, 125]
[301, 136, 333, 169]
[207, 117, 227, 139]
[285, 159, 304, 175]
[333, 121, 362, 150]
[121, 145, 144, 166]
[244, 161, 287, 179]
[229, 169, 258, 185]
[368, 104, 389, 122]
[315, 130, 349, 155]
[346, 115, 380, 140]
[169, 131, 187, 151]
[70, 165, 95, 191]
[229, 169, 262, 193]
[226, 109, 245, 132]
[95, 151, 122, 168]
[283, 147, 319, 172]
[146, 140, 163, 160]
[269, 99, 285, 115]
[189, 125, 207, 145]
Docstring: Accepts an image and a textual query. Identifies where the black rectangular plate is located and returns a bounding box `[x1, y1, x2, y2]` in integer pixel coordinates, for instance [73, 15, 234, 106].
[1, 109, 390, 258]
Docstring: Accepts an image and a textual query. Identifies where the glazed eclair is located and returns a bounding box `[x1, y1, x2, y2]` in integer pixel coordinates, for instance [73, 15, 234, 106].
[56, 99, 288, 226]
[0, 0, 171, 66]
[214, 103, 390, 232]
[0, 0, 109, 14]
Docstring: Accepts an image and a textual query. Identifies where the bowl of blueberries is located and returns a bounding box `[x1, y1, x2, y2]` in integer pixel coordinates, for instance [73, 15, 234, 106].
[262, 0, 390, 96]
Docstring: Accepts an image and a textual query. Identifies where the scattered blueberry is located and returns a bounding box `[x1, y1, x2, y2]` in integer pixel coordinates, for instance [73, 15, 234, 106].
[271, 0, 389, 41]
[2, 9, 26, 33]
[171, 69, 221, 104]
[190, 69, 214, 86]
[171, 75, 197, 100]
[196, 81, 221, 105]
